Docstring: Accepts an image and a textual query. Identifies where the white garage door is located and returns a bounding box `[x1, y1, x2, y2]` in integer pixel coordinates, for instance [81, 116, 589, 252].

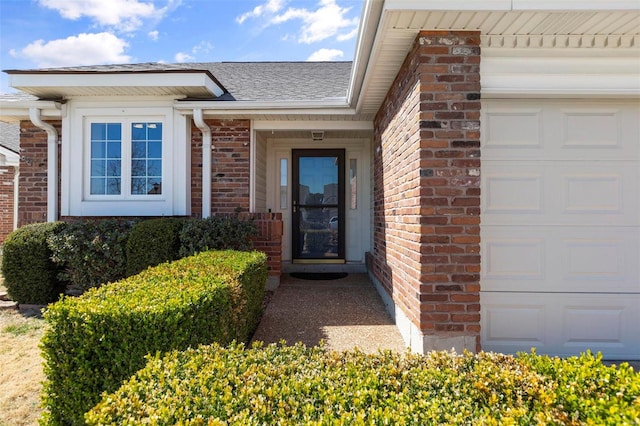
[480, 99, 640, 360]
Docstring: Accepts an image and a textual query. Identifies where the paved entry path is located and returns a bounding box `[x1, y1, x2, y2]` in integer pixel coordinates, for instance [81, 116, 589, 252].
[251, 273, 408, 353]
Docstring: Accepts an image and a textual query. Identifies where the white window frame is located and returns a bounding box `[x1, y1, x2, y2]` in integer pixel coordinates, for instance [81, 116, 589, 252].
[63, 103, 188, 217]
[84, 117, 165, 200]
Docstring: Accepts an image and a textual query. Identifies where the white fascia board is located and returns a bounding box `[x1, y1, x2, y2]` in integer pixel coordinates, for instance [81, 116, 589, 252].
[0, 100, 61, 120]
[174, 100, 354, 115]
[0, 145, 19, 165]
[253, 120, 373, 131]
[383, 0, 512, 11]
[347, 0, 385, 105]
[383, 0, 639, 11]
[512, 0, 640, 11]
[9, 72, 224, 97]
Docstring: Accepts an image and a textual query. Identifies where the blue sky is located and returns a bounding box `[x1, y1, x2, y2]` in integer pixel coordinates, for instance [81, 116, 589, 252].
[0, 0, 364, 93]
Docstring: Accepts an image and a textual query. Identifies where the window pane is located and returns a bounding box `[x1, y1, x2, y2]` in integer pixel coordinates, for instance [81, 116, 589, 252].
[107, 123, 122, 141]
[132, 141, 146, 159]
[91, 141, 105, 158]
[131, 160, 145, 177]
[91, 123, 106, 140]
[91, 160, 105, 177]
[280, 158, 287, 209]
[349, 158, 357, 209]
[106, 178, 121, 195]
[148, 141, 162, 158]
[147, 123, 162, 140]
[106, 160, 121, 177]
[147, 159, 161, 176]
[130, 122, 162, 196]
[90, 123, 121, 195]
[148, 179, 162, 194]
[107, 141, 121, 158]
[91, 178, 105, 195]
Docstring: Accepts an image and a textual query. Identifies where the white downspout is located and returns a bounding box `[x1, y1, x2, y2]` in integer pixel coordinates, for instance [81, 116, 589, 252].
[192, 109, 212, 218]
[29, 108, 58, 222]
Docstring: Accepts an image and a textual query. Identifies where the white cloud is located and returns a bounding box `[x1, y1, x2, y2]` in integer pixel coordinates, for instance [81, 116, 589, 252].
[236, 0, 285, 24]
[12, 33, 131, 67]
[37, 0, 174, 32]
[336, 27, 358, 42]
[148, 30, 159, 41]
[307, 48, 343, 61]
[173, 41, 213, 63]
[237, 0, 358, 44]
[174, 52, 194, 62]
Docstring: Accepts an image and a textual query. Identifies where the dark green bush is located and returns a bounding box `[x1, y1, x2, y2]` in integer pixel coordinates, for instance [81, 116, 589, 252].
[179, 215, 257, 258]
[1, 222, 66, 304]
[86, 344, 640, 425]
[47, 219, 136, 291]
[125, 217, 184, 276]
[41, 250, 267, 426]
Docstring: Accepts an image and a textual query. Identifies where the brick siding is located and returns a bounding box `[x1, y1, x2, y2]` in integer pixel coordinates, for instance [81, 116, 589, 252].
[371, 31, 481, 351]
[17, 120, 62, 227]
[0, 165, 17, 243]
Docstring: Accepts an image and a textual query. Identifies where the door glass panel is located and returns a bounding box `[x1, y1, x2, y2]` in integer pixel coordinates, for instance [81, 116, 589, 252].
[293, 151, 344, 262]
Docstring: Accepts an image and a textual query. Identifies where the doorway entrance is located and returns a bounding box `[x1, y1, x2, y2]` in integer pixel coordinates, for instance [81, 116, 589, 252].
[292, 149, 345, 263]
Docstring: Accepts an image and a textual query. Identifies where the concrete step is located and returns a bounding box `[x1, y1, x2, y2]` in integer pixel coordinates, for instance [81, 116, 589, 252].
[0, 300, 18, 311]
[0, 291, 10, 301]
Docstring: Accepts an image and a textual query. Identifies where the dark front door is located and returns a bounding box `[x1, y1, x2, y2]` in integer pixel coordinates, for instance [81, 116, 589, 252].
[292, 149, 345, 263]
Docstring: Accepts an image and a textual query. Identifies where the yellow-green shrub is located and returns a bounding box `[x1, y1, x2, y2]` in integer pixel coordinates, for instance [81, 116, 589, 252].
[41, 250, 267, 426]
[87, 344, 640, 425]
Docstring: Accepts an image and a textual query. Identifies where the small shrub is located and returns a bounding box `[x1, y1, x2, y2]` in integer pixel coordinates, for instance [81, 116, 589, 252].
[1, 222, 66, 304]
[41, 250, 267, 426]
[179, 215, 257, 258]
[86, 344, 640, 425]
[48, 219, 136, 291]
[125, 217, 184, 276]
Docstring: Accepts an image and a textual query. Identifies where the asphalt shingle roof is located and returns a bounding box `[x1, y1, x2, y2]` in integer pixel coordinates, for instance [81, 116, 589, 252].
[4, 61, 353, 102]
[0, 121, 19, 153]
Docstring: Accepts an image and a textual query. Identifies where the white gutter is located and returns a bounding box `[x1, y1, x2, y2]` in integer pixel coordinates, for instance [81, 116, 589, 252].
[29, 107, 58, 223]
[192, 108, 212, 218]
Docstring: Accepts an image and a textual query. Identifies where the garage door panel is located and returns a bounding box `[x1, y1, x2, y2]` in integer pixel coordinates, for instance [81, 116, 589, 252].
[482, 161, 638, 226]
[481, 99, 639, 359]
[482, 227, 639, 293]
[481, 293, 640, 359]
[483, 101, 639, 161]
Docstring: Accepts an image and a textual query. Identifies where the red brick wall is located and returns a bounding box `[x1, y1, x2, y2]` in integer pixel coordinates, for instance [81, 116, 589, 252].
[17, 120, 62, 227]
[372, 31, 481, 350]
[190, 119, 251, 216]
[0, 165, 17, 243]
[247, 212, 283, 278]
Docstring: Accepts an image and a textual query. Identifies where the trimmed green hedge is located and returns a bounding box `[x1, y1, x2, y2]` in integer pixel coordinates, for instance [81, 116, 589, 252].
[178, 215, 257, 258]
[1, 222, 66, 304]
[125, 217, 184, 276]
[87, 344, 640, 425]
[41, 250, 267, 426]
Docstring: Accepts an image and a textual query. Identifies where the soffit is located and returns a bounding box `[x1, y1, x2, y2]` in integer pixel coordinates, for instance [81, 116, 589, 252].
[357, 8, 640, 115]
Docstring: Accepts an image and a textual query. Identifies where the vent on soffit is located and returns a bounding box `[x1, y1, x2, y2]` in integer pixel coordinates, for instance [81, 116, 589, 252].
[311, 131, 324, 141]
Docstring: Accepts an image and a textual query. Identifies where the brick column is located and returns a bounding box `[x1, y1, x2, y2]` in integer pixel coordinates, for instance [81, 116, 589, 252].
[372, 31, 481, 353]
[0, 165, 17, 243]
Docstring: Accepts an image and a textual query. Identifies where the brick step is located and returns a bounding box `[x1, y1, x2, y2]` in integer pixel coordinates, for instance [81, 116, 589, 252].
[0, 300, 18, 311]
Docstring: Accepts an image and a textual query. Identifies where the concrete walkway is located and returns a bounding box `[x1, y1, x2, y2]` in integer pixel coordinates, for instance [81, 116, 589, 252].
[251, 273, 408, 353]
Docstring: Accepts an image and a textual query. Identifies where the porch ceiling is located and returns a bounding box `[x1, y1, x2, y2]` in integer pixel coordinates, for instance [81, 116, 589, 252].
[356, 6, 640, 115]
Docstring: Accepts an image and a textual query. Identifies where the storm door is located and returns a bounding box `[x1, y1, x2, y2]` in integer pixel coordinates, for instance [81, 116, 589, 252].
[292, 149, 345, 262]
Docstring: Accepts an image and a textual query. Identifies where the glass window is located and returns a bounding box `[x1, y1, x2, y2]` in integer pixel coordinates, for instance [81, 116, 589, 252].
[349, 158, 357, 209]
[88, 120, 162, 197]
[131, 122, 162, 195]
[90, 123, 121, 195]
[280, 158, 288, 209]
